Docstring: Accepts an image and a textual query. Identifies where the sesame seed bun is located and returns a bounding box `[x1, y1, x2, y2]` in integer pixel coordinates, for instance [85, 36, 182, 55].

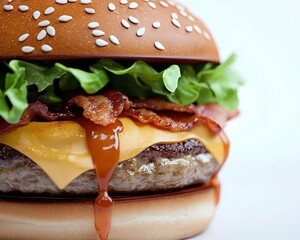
[0, 0, 219, 63]
[0, 183, 218, 240]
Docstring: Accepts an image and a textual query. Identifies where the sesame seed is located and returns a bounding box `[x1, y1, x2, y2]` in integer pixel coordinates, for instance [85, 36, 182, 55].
[37, 30, 47, 41]
[88, 22, 100, 29]
[179, 10, 188, 17]
[4, 5, 13, 11]
[85, 8, 95, 14]
[19, 5, 29, 12]
[58, 15, 73, 22]
[176, 4, 185, 11]
[109, 35, 120, 45]
[128, 2, 138, 9]
[44, 7, 55, 15]
[96, 39, 109, 47]
[22, 46, 35, 53]
[159, 1, 169, 7]
[168, 0, 175, 6]
[68, 0, 77, 2]
[92, 30, 105, 37]
[154, 42, 165, 51]
[108, 3, 116, 11]
[188, 15, 195, 22]
[128, 16, 139, 24]
[148, 2, 156, 9]
[8, 0, 13, 3]
[171, 18, 181, 28]
[194, 25, 202, 34]
[136, 27, 145, 37]
[152, 21, 160, 29]
[47, 26, 56, 36]
[81, 0, 92, 4]
[38, 20, 50, 27]
[33, 11, 41, 20]
[41, 44, 53, 52]
[203, 31, 211, 40]
[56, 0, 67, 5]
[185, 26, 193, 33]
[171, 13, 178, 19]
[18, 33, 29, 42]
[120, 0, 128, 4]
[121, 19, 130, 29]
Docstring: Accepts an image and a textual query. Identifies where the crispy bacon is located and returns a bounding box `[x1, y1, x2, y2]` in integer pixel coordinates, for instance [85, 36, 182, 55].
[131, 99, 238, 129]
[0, 90, 237, 136]
[0, 120, 18, 136]
[0, 102, 74, 135]
[122, 108, 221, 134]
[21, 101, 74, 122]
[69, 90, 130, 126]
[131, 99, 196, 113]
[195, 104, 239, 129]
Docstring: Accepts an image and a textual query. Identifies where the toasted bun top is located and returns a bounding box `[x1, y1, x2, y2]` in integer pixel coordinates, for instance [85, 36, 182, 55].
[0, 0, 219, 63]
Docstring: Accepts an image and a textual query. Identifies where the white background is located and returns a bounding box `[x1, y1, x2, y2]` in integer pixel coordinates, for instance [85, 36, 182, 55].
[182, 1, 300, 239]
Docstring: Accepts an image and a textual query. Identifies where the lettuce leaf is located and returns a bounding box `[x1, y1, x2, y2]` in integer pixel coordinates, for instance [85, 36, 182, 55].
[97, 59, 181, 99]
[196, 54, 244, 110]
[0, 55, 243, 124]
[55, 63, 109, 94]
[0, 61, 28, 124]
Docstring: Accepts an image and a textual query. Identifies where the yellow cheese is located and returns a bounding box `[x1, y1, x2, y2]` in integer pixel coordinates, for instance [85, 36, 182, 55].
[0, 117, 228, 189]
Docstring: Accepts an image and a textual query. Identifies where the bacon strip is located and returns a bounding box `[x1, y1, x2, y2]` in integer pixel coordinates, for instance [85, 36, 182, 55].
[131, 99, 238, 129]
[0, 90, 237, 136]
[0, 102, 74, 135]
[195, 104, 239, 129]
[131, 99, 196, 113]
[69, 90, 130, 126]
[122, 108, 221, 134]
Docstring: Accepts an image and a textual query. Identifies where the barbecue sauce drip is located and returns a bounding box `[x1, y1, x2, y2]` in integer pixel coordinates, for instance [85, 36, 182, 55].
[211, 177, 221, 205]
[78, 119, 123, 240]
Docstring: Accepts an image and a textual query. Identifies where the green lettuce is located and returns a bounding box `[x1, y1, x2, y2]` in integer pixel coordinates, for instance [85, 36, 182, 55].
[0, 61, 28, 124]
[196, 54, 243, 110]
[97, 59, 181, 99]
[55, 63, 109, 94]
[0, 55, 243, 124]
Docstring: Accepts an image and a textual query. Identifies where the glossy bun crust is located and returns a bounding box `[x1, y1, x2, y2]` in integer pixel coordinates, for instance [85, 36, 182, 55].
[0, 0, 219, 63]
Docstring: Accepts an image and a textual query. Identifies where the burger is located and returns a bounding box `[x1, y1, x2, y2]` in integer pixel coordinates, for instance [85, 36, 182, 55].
[0, 0, 242, 239]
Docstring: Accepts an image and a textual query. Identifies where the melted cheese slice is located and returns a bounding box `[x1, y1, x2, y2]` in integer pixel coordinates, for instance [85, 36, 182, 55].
[0, 117, 228, 189]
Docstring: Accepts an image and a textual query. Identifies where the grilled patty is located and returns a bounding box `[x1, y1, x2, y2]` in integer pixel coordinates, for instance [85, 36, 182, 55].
[0, 140, 219, 197]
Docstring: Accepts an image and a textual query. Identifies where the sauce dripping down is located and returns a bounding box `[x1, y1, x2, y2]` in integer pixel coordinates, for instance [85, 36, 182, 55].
[78, 119, 123, 240]
[211, 177, 221, 205]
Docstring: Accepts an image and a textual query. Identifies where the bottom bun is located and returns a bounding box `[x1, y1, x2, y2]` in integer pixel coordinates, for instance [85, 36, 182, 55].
[0, 181, 220, 240]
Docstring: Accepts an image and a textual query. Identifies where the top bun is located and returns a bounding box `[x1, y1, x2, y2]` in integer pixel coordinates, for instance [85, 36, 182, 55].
[0, 0, 219, 63]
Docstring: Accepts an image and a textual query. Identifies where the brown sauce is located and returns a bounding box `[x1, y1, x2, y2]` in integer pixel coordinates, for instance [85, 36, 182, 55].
[78, 119, 123, 240]
[78, 117, 223, 239]
[211, 177, 221, 205]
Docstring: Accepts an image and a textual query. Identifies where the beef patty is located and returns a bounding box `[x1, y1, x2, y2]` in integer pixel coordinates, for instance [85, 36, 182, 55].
[0, 140, 219, 197]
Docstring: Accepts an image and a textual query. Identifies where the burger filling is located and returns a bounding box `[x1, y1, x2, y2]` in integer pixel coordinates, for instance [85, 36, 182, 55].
[0, 56, 241, 199]
[0, 56, 242, 125]
[0, 140, 218, 197]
